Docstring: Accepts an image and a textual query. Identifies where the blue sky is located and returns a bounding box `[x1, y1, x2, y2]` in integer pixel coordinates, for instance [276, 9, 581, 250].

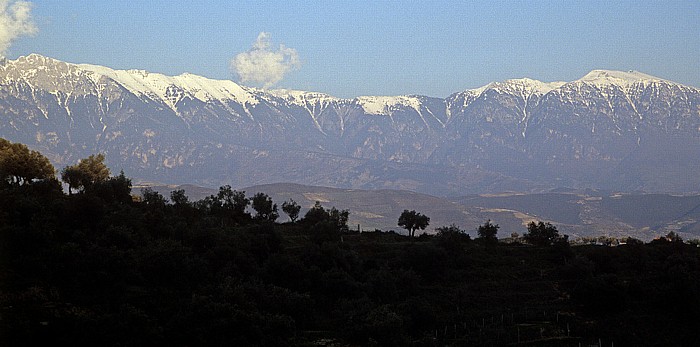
[8, 0, 700, 98]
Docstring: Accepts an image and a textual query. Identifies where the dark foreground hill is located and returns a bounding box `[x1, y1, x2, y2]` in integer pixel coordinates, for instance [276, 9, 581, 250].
[2, 174, 699, 346]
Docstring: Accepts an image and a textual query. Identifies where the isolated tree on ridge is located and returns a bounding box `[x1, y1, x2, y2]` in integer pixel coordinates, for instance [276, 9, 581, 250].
[398, 209, 430, 237]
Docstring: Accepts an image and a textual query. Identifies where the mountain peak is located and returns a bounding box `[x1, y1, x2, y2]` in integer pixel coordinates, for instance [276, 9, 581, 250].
[577, 69, 664, 85]
[17, 53, 60, 65]
[75, 61, 260, 108]
[461, 77, 566, 98]
[456, 70, 674, 98]
[494, 78, 566, 95]
[25, 52, 47, 59]
[2, 53, 56, 69]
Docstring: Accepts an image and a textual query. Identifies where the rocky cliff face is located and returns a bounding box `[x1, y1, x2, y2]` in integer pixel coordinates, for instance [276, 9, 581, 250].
[1, 54, 699, 194]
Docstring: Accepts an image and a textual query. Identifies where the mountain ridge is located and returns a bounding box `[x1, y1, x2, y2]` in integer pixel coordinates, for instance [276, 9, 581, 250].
[4, 53, 692, 109]
[1, 53, 699, 195]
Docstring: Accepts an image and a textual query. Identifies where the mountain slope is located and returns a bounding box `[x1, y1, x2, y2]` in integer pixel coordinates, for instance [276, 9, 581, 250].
[1, 54, 699, 194]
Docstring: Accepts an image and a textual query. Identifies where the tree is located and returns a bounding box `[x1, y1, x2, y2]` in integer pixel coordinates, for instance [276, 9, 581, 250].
[625, 236, 644, 246]
[436, 224, 468, 238]
[170, 189, 190, 206]
[251, 192, 279, 222]
[397, 210, 430, 237]
[142, 187, 168, 206]
[78, 154, 110, 183]
[302, 201, 350, 231]
[199, 185, 251, 226]
[0, 138, 55, 186]
[61, 154, 110, 193]
[60, 165, 82, 194]
[303, 201, 327, 225]
[523, 221, 566, 246]
[91, 170, 132, 204]
[477, 220, 499, 242]
[281, 198, 301, 222]
[327, 206, 350, 232]
[665, 231, 683, 243]
[217, 185, 249, 215]
[435, 224, 471, 252]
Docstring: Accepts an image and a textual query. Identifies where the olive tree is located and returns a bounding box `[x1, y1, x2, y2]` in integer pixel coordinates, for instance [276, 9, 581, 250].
[0, 138, 55, 186]
[61, 154, 110, 194]
[397, 210, 430, 237]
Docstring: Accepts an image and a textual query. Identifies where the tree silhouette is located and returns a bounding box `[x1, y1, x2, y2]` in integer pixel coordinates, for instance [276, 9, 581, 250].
[142, 187, 168, 206]
[523, 221, 566, 246]
[303, 201, 327, 225]
[200, 185, 251, 226]
[477, 220, 499, 243]
[60, 166, 82, 194]
[302, 201, 349, 231]
[327, 206, 350, 232]
[397, 210, 430, 237]
[281, 198, 301, 222]
[170, 189, 190, 206]
[251, 192, 279, 222]
[217, 185, 249, 214]
[90, 170, 132, 204]
[435, 224, 471, 252]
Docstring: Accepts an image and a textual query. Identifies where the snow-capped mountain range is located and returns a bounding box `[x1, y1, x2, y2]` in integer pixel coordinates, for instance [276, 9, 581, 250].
[1, 54, 699, 195]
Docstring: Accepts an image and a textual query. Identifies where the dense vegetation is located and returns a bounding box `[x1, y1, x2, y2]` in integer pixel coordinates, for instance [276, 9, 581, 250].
[1, 140, 699, 346]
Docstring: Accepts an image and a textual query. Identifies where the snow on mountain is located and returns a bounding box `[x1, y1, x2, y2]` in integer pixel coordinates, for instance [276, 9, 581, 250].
[355, 95, 424, 115]
[267, 88, 339, 103]
[1, 53, 699, 195]
[474, 78, 566, 96]
[576, 69, 665, 86]
[77, 64, 261, 109]
[0, 53, 261, 112]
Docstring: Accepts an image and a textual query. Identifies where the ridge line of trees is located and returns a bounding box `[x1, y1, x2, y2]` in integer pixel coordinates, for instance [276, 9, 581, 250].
[3, 137, 700, 246]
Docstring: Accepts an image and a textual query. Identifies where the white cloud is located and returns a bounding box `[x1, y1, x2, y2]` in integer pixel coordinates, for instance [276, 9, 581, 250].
[230, 32, 301, 89]
[0, 0, 36, 57]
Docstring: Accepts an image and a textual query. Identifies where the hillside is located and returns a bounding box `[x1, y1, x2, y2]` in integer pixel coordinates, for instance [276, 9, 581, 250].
[2, 173, 699, 346]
